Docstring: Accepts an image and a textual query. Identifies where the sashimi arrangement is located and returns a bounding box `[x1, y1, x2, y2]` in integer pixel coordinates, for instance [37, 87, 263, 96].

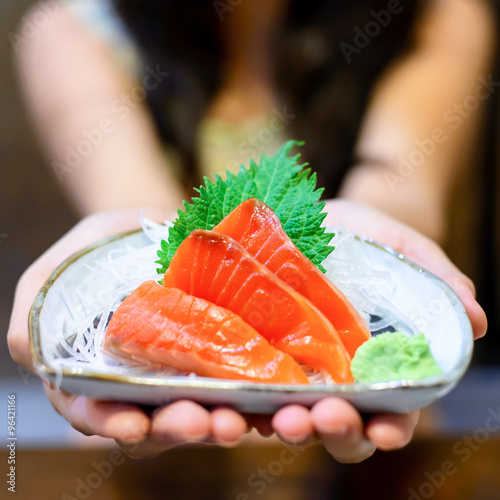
[104, 141, 441, 385]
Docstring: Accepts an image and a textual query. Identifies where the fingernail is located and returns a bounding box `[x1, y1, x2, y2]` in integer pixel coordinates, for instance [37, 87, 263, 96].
[325, 424, 349, 438]
[217, 435, 243, 448]
[119, 424, 147, 444]
[285, 431, 311, 444]
[185, 431, 209, 441]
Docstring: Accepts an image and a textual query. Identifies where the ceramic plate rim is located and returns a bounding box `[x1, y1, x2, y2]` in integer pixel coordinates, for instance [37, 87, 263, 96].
[29, 228, 473, 397]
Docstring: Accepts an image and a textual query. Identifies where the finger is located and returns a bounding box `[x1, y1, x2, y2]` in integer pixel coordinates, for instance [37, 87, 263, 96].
[449, 276, 487, 339]
[272, 405, 316, 445]
[366, 411, 420, 451]
[119, 401, 222, 460]
[310, 398, 376, 463]
[211, 408, 248, 445]
[121, 404, 248, 459]
[150, 400, 211, 443]
[45, 386, 150, 442]
[7, 273, 42, 369]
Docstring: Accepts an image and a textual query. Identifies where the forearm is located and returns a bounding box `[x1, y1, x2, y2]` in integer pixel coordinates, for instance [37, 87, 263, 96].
[339, 0, 496, 242]
[16, 4, 185, 217]
[38, 101, 184, 217]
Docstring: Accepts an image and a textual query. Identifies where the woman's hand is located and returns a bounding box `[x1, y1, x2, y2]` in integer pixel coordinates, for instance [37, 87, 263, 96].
[269, 199, 486, 463]
[272, 400, 418, 463]
[324, 199, 487, 340]
[7, 209, 249, 457]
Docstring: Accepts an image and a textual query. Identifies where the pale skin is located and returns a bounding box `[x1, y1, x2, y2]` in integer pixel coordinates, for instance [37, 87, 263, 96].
[340, 0, 496, 242]
[10, 0, 492, 460]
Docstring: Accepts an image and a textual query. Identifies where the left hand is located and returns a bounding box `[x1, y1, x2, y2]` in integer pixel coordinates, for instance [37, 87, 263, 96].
[269, 198, 486, 462]
[271, 400, 418, 463]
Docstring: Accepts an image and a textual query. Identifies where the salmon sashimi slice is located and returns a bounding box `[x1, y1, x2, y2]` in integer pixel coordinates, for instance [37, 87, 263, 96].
[163, 230, 353, 383]
[213, 198, 371, 358]
[105, 281, 309, 384]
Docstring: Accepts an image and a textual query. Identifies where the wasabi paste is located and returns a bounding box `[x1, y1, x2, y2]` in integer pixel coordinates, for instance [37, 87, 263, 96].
[351, 332, 442, 383]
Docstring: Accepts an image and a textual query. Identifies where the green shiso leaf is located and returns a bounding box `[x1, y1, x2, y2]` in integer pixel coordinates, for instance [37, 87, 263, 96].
[156, 140, 334, 274]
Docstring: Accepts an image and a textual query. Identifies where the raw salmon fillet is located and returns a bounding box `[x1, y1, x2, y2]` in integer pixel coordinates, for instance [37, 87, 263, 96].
[105, 280, 309, 384]
[213, 198, 371, 357]
[163, 230, 353, 383]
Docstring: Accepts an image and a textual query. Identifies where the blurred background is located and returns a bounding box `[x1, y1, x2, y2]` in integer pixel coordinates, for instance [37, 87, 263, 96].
[1, 1, 500, 499]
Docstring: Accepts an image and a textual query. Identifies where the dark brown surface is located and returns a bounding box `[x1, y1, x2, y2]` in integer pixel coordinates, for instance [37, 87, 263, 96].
[2, 438, 500, 500]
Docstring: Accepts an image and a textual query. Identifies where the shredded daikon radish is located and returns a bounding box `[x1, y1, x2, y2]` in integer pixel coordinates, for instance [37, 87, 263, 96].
[300, 364, 335, 385]
[140, 212, 171, 243]
[323, 225, 418, 337]
[43, 226, 164, 375]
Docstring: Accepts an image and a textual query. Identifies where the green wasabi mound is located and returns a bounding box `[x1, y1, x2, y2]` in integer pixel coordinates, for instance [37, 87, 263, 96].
[351, 332, 442, 383]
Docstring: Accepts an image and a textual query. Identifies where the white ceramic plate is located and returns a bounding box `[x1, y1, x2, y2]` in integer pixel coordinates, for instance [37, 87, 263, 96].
[29, 228, 473, 414]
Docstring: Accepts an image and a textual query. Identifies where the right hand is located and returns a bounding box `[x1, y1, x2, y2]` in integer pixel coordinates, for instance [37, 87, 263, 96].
[7, 209, 249, 457]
